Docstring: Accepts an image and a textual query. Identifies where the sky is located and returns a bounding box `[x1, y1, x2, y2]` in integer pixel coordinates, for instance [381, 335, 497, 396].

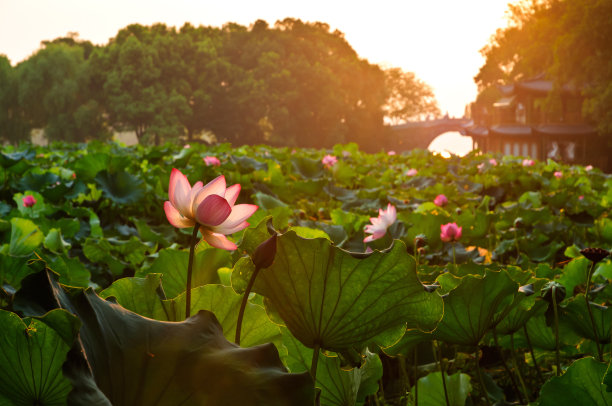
[0, 0, 517, 119]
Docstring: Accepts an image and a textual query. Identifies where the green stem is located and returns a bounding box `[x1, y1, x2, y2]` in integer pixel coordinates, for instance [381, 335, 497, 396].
[414, 240, 419, 267]
[311, 342, 321, 401]
[435, 341, 451, 406]
[585, 261, 603, 361]
[235, 265, 262, 345]
[474, 347, 491, 406]
[493, 329, 523, 404]
[510, 333, 531, 403]
[185, 226, 199, 319]
[414, 348, 419, 406]
[552, 285, 561, 376]
[452, 243, 457, 273]
[514, 229, 521, 264]
[523, 325, 544, 385]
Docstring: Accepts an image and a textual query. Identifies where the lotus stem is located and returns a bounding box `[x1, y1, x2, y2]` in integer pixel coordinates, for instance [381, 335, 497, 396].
[492, 329, 523, 404]
[185, 226, 199, 318]
[509, 333, 530, 403]
[414, 348, 419, 406]
[311, 342, 321, 399]
[585, 261, 603, 361]
[552, 285, 561, 376]
[235, 265, 262, 345]
[452, 243, 457, 273]
[435, 341, 451, 406]
[523, 325, 544, 385]
[474, 347, 491, 406]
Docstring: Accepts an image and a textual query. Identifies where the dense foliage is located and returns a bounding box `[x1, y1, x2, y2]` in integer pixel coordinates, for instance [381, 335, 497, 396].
[0, 20, 438, 149]
[2, 141, 612, 405]
[474, 0, 612, 135]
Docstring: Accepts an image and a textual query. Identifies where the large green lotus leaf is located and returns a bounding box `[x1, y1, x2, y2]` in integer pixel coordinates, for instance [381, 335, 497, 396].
[494, 279, 548, 335]
[9, 217, 44, 257]
[381, 328, 433, 357]
[101, 274, 282, 350]
[73, 152, 110, 181]
[538, 357, 611, 406]
[94, 170, 144, 204]
[21, 269, 315, 406]
[557, 257, 589, 294]
[291, 156, 324, 179]
[409, 371, 472, 406]
[0, 253, 33, 289]
[0, 309, 80, 406]
[562, 294, 611, 344]
[400, 212, 450, 251]
[282, 327, 382, 406]
[433, 270, 518, 346]
[252, 231, 443, 351]
[136, 247, 231, 298]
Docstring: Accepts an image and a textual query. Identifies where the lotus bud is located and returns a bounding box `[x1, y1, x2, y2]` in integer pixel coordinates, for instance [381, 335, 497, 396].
[251, 234, 278, 270]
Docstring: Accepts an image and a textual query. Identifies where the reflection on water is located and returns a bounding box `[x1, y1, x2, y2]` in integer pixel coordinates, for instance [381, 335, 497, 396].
[427, 131, 473, 158]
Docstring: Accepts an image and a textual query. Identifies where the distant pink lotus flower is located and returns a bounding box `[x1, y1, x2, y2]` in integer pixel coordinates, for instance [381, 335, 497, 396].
[71, 173, 76, 179]
[388, 150, 396, 156]
[434, 194, 448, 207]
[579, 195, 584, 200]
[322, 154, 338, 168]
[164, 169, 257, 250]
[364, 204, 397, 243]
[22, 195, 37, 207]
[204, 156, 221, 166]
[342, 150, 351, 157]
[585, 165, 593, 171]
[184, 144, 191, 149]
[440, 222, 462, 242]
[406, 168, 418, 176]
[522, 159, 534, 167]
[489, 158, 498, 166]
[554, 171, 563, 179]
[477, 162, 486, 173]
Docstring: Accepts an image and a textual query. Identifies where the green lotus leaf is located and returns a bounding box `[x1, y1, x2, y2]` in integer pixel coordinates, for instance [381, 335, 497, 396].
[382, 328, 433, 357]
[494, 279, 548, 335]
[410, 371, 472, 406]
[562, 294, 611, 344]
[21, 269, 315, 406]
[137, 247, 231, 298]
[94, 170, 144, 204]
[73, 152, 110, 181]
[101, 274, 282, 350]
[538, 357, 611, 406]
[433, 270, 518, 346]
[0, 309, 80, 406]
[252, 231, 443, 351]
[291, 156, 324, 179]
[282, 327, 382, 406]
[9, 217, 44, 257]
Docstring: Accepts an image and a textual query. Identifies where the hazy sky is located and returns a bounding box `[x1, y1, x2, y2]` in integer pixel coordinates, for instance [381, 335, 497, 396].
[0, 0, 516, 118]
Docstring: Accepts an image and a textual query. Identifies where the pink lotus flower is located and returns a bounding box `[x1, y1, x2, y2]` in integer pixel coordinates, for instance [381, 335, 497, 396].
[489, 158, 498, 166]
[440, 222, 462, 242]
[579, 195, 584, 201]
[184, 144, 191, 149]
[406, 168, 418, 176]
[585, 165, 593, 171]
[322, 154, 338, 168]
[22, 195, 36, 207]
[477, 162, 486, 173]
[522, 159, 534, 167]
[434, 194, 448, 207]
[554, 171, 563, 179]
[342, 150, 351, 158]
[364, 204, 397, 243]
[388, 150, 396, 156]
[203, 156, 221, 166]
[164, 169, 257, 250]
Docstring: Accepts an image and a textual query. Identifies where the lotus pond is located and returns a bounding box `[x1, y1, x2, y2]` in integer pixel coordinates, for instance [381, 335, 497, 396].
[1, 141, 612, 405]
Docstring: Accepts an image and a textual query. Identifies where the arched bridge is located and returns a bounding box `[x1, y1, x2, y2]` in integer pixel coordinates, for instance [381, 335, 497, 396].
[387, 117, 472, 151]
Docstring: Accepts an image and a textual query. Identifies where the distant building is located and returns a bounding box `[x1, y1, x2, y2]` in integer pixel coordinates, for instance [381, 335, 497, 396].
[466, 75, 608, 169]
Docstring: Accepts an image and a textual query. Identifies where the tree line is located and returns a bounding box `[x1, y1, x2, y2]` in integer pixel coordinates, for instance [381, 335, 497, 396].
[0, 19, 439, 150]
[473, 0, 612, 136]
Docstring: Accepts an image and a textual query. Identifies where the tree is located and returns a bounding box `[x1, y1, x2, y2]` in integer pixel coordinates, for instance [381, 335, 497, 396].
[383, 67, 439, 124]
[0, 55, 30, 144]
[16, 41, 107, 142]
